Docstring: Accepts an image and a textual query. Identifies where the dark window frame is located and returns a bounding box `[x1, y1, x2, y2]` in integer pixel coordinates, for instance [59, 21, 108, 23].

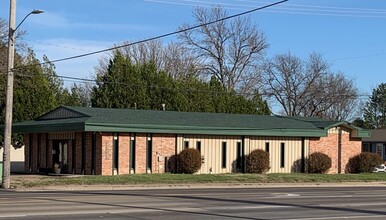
[146, 134, 153, 172]
[221, 142, 227, 169]
[113, 133, 119, 172]
[130, 134, 136, 172]
[196, 141, 201, 153]
[236, 142, 242, 170]
[280, 143, 285, 168]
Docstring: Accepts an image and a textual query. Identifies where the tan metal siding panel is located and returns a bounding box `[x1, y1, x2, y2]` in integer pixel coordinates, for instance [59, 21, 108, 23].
[249, 137, 303, 173]
[178, 135, 242, 174]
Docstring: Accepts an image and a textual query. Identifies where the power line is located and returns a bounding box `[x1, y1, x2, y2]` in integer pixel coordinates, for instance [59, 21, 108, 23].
[10, 0, 287, 72]
[146, 0, 386, 17]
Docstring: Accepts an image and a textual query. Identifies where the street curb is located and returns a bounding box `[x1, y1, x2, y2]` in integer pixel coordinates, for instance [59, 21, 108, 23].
[10, 182, 386, 192]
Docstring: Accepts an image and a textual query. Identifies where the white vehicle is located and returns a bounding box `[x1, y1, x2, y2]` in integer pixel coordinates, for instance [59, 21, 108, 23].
[373, 164, 386, 173]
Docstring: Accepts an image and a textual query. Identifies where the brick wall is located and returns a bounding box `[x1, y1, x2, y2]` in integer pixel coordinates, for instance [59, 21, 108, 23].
[31, 133, 38, 172]
[39, 134, 47, 170]
[101, 133, 113, 175]
[85, 132, 92, 175]
[47, 139, 53, 170]
[118, 133, 130, 175]
[341, 136, 362, 173]
[24, 133, 30, 172]
[95, 133, 102, 175]
[75, 132, 83, 174]
[152, 134, 175, 174]
[67, 139, 73, 173]
[97, 133, 176, 175]
[135, 134, 147, 174]
[309, 127, 362, 174]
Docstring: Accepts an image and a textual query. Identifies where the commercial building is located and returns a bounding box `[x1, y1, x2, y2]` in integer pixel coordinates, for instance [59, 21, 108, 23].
[12, 106, 369, 175]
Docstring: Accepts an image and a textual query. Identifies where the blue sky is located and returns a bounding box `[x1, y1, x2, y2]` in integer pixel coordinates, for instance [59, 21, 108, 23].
[1, 0, 386, 97]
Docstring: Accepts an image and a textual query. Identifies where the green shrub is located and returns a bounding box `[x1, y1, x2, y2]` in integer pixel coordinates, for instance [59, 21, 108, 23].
[177, 148, 202, 174]
[246, 149, 270, 174]
[307, 152, 332, 174]
[346, 152, 383, 173]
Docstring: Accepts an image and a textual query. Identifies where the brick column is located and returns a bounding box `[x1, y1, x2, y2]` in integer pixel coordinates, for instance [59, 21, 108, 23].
[39, 134, 47, 170]
[24, 133, 30, 172]
[135, 134, 147, 174]
[118, 133, 130, 175]
[67, 139, 73, 173]
[85, 132, 92, 175]
[95, 133, 102, 175]
[31, 133, 38, 172]
[101, 133, 113, 175]
[75, 132, 83, 174]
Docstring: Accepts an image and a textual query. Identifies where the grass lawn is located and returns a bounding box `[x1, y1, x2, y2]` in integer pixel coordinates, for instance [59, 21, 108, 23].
[10, 173, 386, 188]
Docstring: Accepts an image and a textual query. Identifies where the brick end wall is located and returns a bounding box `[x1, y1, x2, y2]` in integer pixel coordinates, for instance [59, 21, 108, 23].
[310, 131, 362, 174]
[342, 136, 362, 172]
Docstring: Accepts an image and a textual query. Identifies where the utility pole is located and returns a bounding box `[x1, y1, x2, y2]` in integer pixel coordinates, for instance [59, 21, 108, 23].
[2, 0, 16, 189]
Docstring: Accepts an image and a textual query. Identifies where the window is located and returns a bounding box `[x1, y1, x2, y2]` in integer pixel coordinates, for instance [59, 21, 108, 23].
[222, 142, 227, 168]
[130, 134, 136, 172]
[236, 142, 242, 170]
[184, 141, 189, 149]
[113, 133, 119, 171]
[196, 141, 201, 153]
[265, 142, 270, 153]
[280, 143, 285, 168]
[362, 143, 370, 152]
[146, 134, 152, 172]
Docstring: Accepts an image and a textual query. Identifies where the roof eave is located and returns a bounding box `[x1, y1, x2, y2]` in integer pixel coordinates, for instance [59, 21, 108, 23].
[12, 122, 86, 133]
[85, 123, 326, 137]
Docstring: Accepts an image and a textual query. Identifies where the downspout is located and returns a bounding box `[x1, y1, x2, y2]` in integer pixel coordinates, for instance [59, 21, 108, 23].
[338, 127, 342, 174]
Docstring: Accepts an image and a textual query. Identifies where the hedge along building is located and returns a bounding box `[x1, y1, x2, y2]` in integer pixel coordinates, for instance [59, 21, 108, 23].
[11, 106, 369, 175]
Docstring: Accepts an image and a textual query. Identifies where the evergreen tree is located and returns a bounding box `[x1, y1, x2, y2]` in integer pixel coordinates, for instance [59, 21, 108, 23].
[363, 83, 386, 129]
[91, 53, 271, 115]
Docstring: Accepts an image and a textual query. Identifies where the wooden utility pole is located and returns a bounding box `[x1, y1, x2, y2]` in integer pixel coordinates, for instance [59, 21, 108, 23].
[2, 0, 16, 189]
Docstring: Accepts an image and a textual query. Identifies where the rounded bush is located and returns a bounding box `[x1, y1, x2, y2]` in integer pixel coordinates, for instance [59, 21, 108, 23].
[346, 152, 383, 173]
[177, 148, 202, 174]
[246, 149, 270, 174]
[307, 152, 332, 174]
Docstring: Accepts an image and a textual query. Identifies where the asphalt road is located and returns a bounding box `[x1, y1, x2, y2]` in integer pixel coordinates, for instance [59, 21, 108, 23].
[1, 186, 386, 219]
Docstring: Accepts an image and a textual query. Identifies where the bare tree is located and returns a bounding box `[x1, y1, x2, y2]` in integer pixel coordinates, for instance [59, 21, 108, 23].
[96, 40, 201, 80]
[263, 52, 358, 120]
[178, 7, 268, 93]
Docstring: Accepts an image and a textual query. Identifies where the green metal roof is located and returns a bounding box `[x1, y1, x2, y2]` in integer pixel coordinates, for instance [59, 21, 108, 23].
[10, 106, 369, 137]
